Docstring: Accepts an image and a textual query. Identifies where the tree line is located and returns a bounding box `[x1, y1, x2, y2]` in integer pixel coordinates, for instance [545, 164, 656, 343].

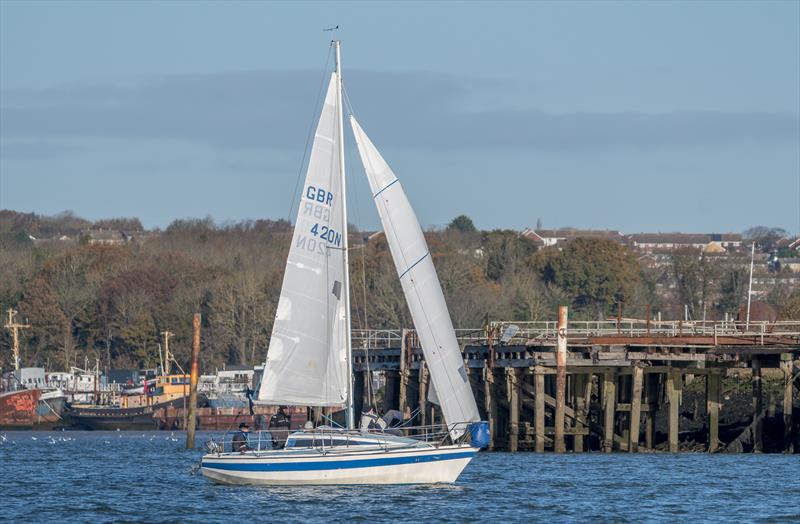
[0, 211, 797, 372]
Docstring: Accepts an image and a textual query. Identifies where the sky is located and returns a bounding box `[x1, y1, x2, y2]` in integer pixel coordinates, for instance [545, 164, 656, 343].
[1, 0, 798, 234]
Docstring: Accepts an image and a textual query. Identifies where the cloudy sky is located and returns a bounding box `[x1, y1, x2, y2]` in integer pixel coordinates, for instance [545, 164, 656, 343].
[1, 1, 798, 233]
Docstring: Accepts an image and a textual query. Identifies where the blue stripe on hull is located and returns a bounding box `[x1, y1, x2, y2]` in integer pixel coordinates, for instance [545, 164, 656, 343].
[203, 451, 475, 472]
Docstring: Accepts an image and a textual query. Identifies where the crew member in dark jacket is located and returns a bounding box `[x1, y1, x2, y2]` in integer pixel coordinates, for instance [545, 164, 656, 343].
[269, 406, 292, 449]
[232, 422, 251, 452]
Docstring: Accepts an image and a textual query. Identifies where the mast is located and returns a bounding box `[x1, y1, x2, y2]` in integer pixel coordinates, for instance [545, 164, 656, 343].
[4, 308, 31, 372]
[334, 40, 354, 430]
[746, 241, 755, 330]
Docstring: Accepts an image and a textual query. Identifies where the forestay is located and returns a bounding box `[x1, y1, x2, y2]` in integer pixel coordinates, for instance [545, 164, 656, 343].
[350, 116, 480, 438]
[259, 73, 348, 406]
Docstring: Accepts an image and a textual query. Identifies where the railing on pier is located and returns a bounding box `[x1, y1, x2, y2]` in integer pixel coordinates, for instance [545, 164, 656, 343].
[350, 320, 800, 350]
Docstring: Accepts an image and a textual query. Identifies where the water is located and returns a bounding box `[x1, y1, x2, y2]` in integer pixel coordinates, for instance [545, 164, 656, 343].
[1, 431, 798, 523]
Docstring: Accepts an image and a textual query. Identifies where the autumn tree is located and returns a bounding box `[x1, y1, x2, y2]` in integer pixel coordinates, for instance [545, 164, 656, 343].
[671, 248, 718, 320]
[537, 238, 640, 317]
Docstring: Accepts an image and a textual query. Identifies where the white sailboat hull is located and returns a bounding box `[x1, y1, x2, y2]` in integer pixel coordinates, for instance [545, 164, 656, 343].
[201, 444, 477, 485]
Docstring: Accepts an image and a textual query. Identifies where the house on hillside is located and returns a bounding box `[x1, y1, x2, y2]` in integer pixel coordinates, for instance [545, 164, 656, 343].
[520, 228, 625, 248]
[629, 233, 742, 253]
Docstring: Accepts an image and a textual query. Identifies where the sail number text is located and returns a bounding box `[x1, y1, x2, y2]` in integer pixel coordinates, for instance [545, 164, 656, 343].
[309, 223, 342, 247]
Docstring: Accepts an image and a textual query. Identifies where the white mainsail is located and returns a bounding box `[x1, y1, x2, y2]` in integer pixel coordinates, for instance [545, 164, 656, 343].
[350, 116, 480, 437]
[259, 73, 348, 406]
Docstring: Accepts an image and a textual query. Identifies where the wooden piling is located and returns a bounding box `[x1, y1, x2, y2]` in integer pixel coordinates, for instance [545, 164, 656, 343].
[667, 369, 682, 453]
[554, 306, 568, 453]
[782, 354, 794, 453]
[574, 374, 587, 452]
[602, 372, 616, 452]
[507, 368, 519, 452]
[353, 370, 365, 419]
[185, 313, 201, 450]
[752, 358, 763, 452]
[418, 364, 428, 427]
[534, 367, 545, 452]
[484, 363, 497, 450]
[398, 329, 409, 417]
[629, 365, 644, 452]
[707, 370, 721, 452]
[644, 373, 659, 449]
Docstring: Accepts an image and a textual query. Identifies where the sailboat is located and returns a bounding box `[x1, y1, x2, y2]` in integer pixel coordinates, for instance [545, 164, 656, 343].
[201, 41, 488, 486]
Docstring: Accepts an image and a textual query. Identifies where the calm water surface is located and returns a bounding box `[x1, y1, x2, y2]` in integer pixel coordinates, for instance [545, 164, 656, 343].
[1, 431, 798, 523]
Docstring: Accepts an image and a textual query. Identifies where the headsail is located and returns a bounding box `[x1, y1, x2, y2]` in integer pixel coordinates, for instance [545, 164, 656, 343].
[350, 116, 480, 438]
[259, 73, 348, 406]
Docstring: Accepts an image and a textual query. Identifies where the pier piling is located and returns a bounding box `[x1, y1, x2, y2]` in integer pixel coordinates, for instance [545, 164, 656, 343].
[186, 313, 201, 450]
[534, 367, 546, 452]
[707, 371, 721, 452]
[554, 306, 568, 454]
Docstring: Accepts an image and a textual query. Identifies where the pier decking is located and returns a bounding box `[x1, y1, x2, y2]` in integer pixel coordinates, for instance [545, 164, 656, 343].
[350, 314, 800, 453]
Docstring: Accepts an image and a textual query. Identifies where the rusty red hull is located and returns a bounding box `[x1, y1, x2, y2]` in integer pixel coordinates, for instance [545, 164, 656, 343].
[0, 389, 41, 429]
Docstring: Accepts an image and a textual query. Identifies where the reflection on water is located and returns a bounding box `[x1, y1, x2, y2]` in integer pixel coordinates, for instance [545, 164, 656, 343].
[1, 431, 798, 523]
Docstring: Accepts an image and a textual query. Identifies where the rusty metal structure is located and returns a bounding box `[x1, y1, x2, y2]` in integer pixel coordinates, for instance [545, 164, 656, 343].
[350, 315, 800, 453]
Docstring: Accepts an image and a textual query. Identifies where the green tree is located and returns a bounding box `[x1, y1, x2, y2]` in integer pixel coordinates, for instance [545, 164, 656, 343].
[447, 215, 476, 233]
[538, 238, 640, 316]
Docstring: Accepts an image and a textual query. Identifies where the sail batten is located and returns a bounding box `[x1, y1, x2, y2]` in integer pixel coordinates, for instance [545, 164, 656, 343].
[350, 116, 481, 438]
[258, 73, 348, 407]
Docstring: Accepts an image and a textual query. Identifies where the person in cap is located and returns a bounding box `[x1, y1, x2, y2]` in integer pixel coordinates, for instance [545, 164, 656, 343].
[232, 422, 251, 452]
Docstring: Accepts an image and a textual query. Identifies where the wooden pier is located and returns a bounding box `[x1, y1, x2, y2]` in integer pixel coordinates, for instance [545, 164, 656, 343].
[350, 312, 800, 453]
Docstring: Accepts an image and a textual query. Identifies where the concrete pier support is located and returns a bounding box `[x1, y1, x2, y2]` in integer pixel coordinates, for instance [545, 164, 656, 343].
[507, 368, 519, 452]
[534, 367, 545, 452]
[667, 369, 682, 453]
[707, 371, 721, 452]
[603, 372, 616, 453]
[629, 365, 644, 453]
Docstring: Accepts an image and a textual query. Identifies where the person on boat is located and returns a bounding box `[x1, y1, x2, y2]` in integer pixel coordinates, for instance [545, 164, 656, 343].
[269, 406, 291, 449]
[360, 407, 387, 431]
[232, 422, 251, 452]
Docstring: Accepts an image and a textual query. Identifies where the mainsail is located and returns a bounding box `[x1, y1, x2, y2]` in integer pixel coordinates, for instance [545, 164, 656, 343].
[350, 116, 480, 437]
[259, 73, 348, 406]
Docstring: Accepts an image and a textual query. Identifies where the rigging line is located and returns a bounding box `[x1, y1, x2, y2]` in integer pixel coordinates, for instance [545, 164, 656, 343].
[286, 48, 333, 223]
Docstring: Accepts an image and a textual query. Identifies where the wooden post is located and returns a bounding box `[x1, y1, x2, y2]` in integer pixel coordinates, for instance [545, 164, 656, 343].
[752, 358, 763, 453]
[629, 365, 644, 453]
[602, 372, 616, 452]
[186, 313, 201, 449]
[707, 370, 721, 452]
[667, 369, 682, 453]
[554, 306, 568, 453]
[483, 363, 497, 450]
[353, 370, 365, 421]
[644, 373, 658, 449]
[418, 364, 428, 427]
[534, 366, 545, 453]
[781, 354, 794, 453]
[507, 368, 519, 452]
[574, 374, 586, 452]
[398, 329, 409, 417]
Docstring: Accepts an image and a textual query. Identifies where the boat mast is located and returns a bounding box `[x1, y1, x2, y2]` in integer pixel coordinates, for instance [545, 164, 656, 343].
[4, 308, 30, 372]
[334, 40, 355, 430]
